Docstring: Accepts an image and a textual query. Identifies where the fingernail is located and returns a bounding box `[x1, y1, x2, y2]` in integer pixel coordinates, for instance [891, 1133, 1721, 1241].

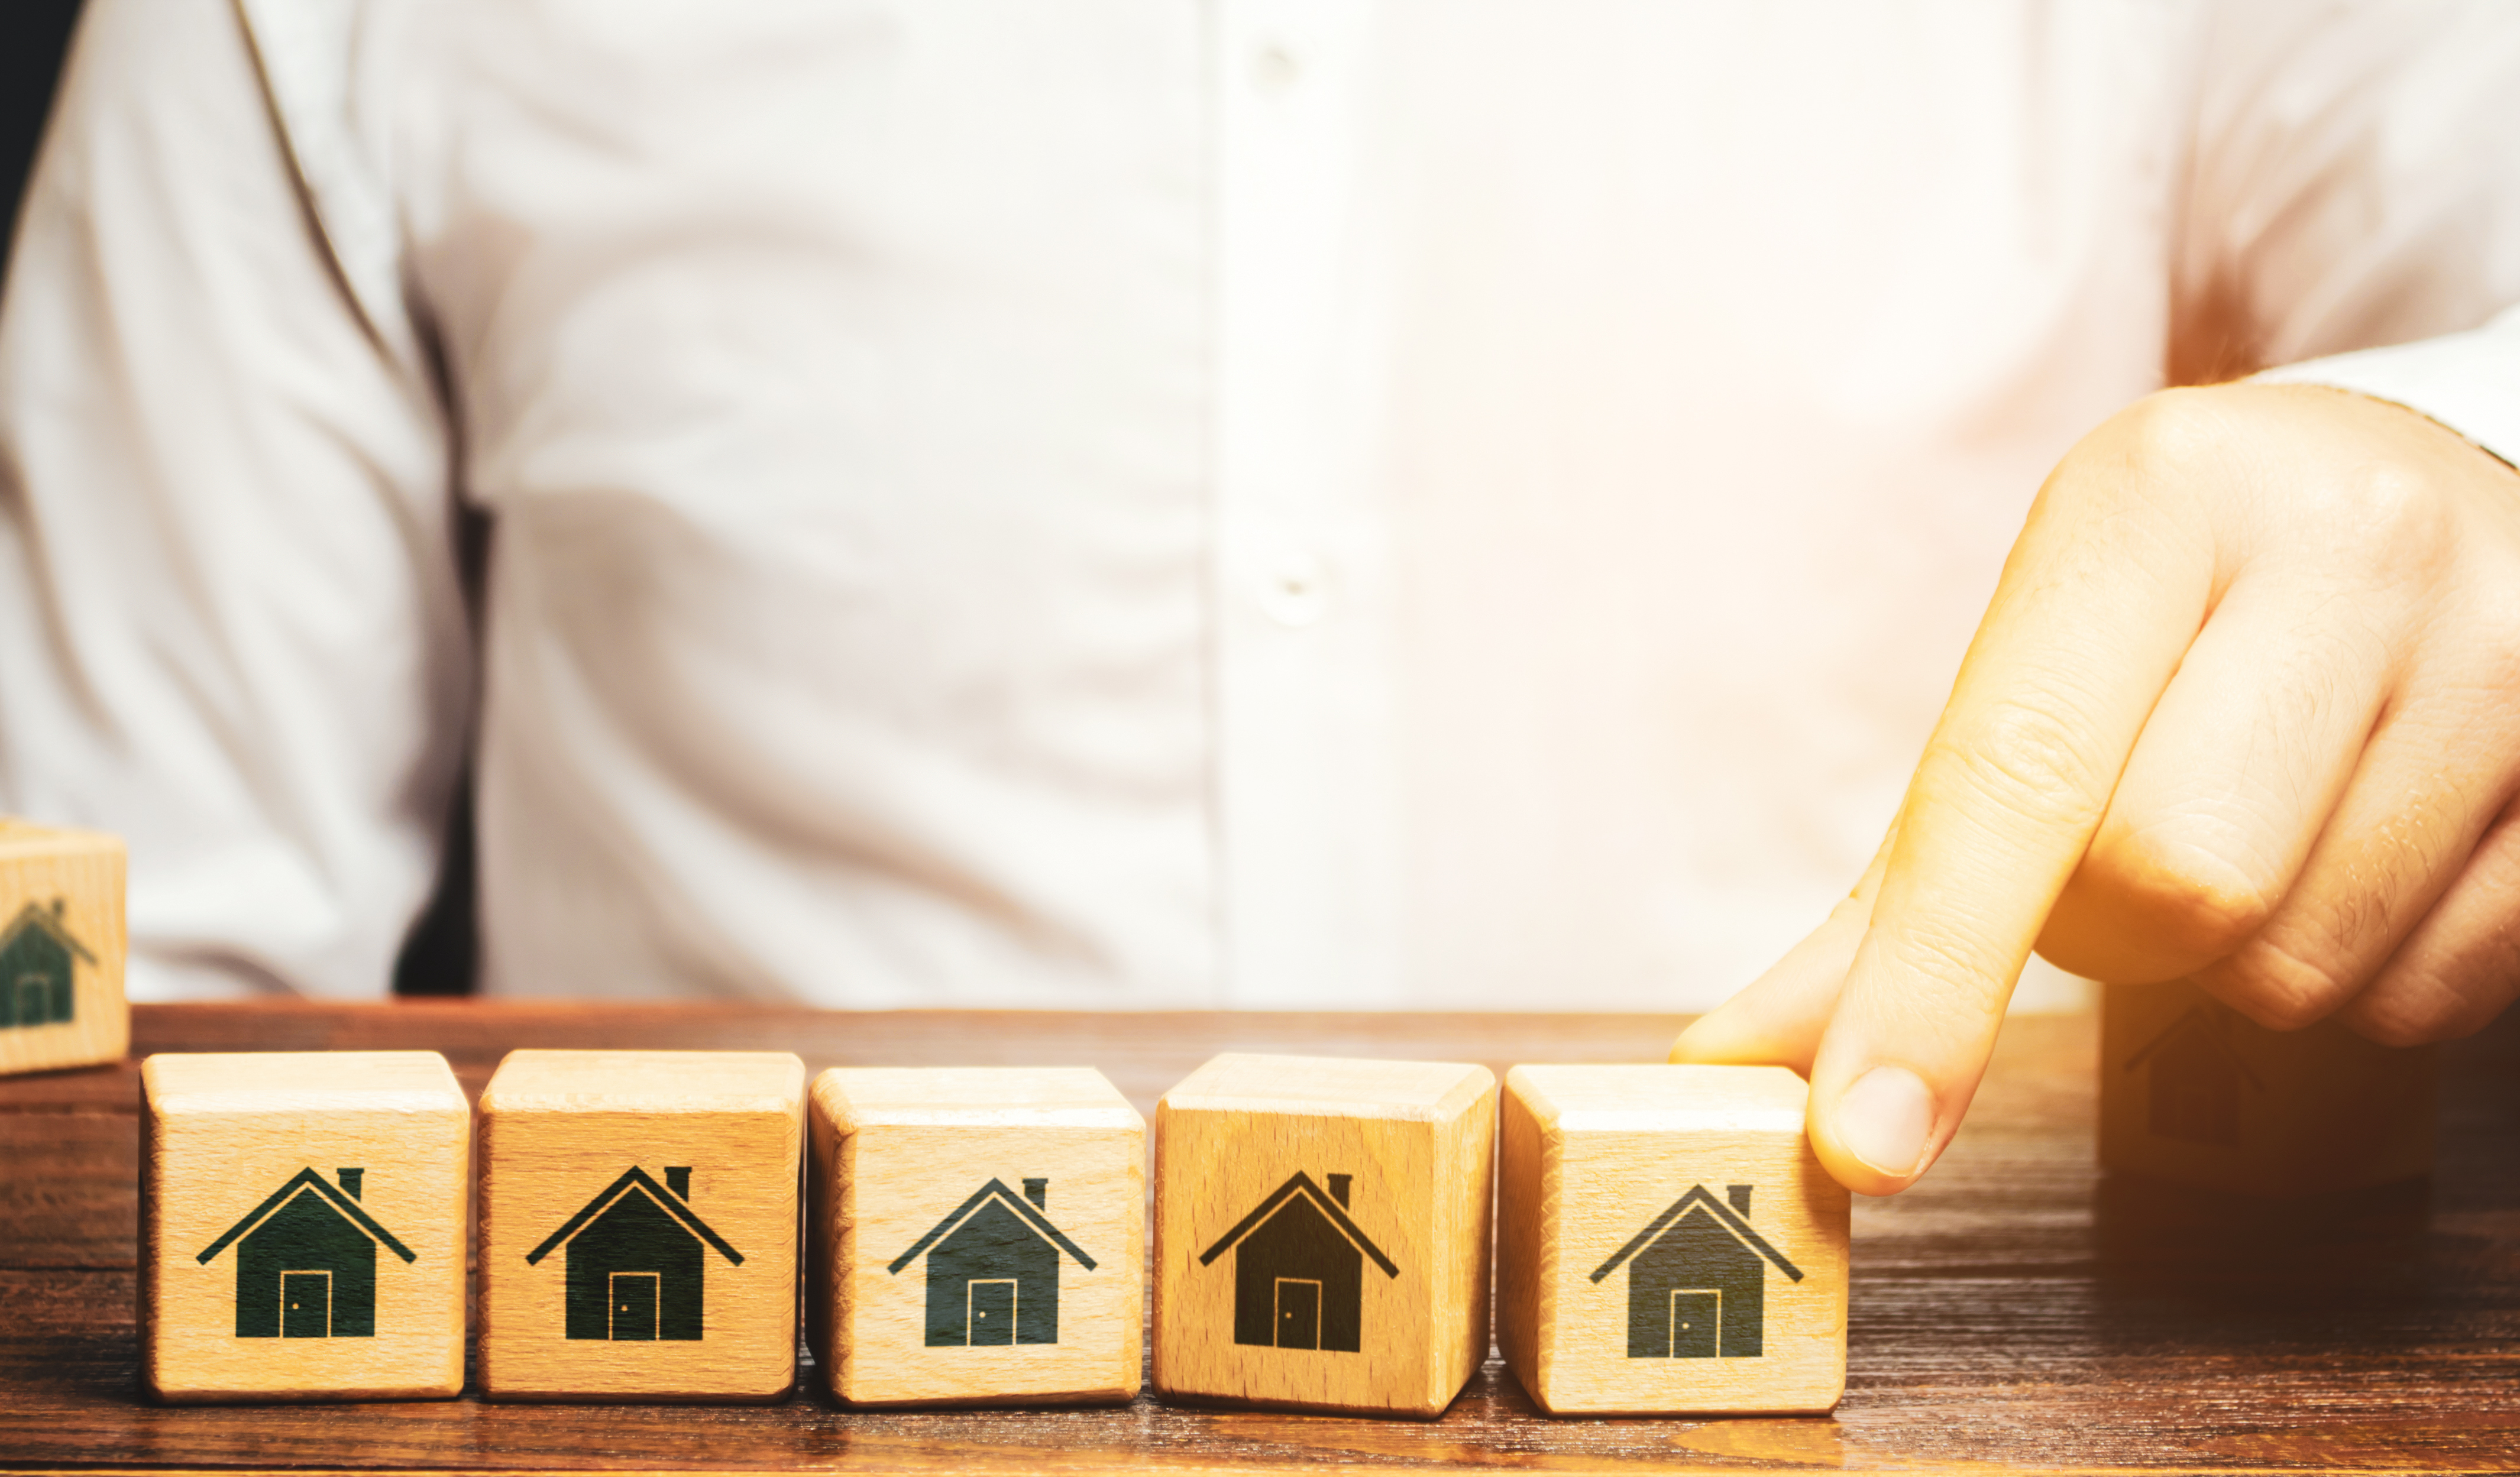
[1838, 1065, 1935, 1178]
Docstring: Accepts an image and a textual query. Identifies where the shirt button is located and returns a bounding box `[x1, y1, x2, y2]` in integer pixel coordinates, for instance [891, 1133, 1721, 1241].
[1260, 548, 1329, 628]
[1251, 43, 1300, 98]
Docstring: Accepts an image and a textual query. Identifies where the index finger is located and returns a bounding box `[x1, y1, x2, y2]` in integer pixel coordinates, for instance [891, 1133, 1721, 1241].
[1804, 403, 2220, 1194]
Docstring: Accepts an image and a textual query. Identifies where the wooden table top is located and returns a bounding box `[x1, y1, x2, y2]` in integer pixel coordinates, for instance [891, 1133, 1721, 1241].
[0, 1000, 2513, 1474]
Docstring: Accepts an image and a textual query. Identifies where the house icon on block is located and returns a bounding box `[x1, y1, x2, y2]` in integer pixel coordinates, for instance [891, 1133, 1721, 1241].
[888, 1177, 1096, 1346]
[1590, 1184, 1802, 1360]
[196, 1167, 415, 1338]
[0, 899, 90, 1029]
[2123, 1005, 2262, 1147]
[1198, 1171, 1399, 1352]
[527, 1167, 742, 1341]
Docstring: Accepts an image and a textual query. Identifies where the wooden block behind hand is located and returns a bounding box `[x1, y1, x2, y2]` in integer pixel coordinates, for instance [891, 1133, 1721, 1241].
[2100, 979, 2435, 1197]
[478, 1050, 806, 1401]
[0, 820, 125, 1078]
[808, 1067, 1144, 1407]
[1499, 1064, 1848, 1416]
[140, 1051, 470, 1402]
[1153, 1053, 1496, 1418]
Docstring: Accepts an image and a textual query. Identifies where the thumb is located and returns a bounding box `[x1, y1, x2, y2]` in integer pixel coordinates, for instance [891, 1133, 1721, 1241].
[1671, 824, 1896, 1075]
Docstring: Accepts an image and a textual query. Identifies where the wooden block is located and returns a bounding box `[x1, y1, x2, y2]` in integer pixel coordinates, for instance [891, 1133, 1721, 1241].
[807, 1067, 1144, 1407]
[139, 1051, 469, 1402]
[477, 1049, 806, 1402]
[2100, 979, 2435, 1197]
[0, 821, 126, 1078]
[1151, 1053, 1495, 1418]
[1497, 1064, 1848, 1416]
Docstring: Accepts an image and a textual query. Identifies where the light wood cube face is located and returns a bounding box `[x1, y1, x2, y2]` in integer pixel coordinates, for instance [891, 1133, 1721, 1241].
[808, 1067, 1144, 1407]
[477, 1050, 806, 1402]
[0, 822, 126, 1078]
[1499, 1065, 1848, 1416]
[140, 1052, 470, 1402]
[2100, 980, 2435, 1197]
[1152, 1054, 1496, 1418]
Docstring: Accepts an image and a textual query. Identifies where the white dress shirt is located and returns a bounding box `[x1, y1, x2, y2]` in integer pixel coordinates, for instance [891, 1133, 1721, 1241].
[4, 0, 2518, 1010]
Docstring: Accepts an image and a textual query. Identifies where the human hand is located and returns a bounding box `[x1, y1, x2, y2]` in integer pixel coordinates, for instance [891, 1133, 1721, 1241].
[1671, 383, 2520, 1196]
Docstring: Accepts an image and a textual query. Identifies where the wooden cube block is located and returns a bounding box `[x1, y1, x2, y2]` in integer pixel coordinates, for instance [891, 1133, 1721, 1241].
[1151, 1053, 1496, 1418]
[478, 1050, 806, 1402]
[2100, 979, 2435, 1197]
[139, 1051, 470, 1402]
[0, 821, 125, 1078]
[807, 1067, 1144, 1407]
[1499, 1064, 1848, 1416]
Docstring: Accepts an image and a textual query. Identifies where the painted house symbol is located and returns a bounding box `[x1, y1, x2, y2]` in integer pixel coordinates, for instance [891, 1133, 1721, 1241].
[526, 1167, 742, 1341]
[2123, 1005, 2263, 1148]
[196, 1167, 415, 1338]
[0, 898, 92, 1029]
[888, 1177, 1096, 1346]
[1198, 1171, 1399, 1352]
[1590, 1184, 1801, 1360]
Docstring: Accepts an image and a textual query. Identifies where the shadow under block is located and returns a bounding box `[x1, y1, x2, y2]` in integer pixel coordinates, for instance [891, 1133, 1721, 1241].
[0, 821, 126, 1077]
[139, 1051, 470, 1402]
[1497, 1065, 1849, 1416]
[1152, 1053, 1496, 1418]
[2099, 979, 2436, 1197]
[478, 1050, 806, 1401]
[808, 1067, 1144, 1407]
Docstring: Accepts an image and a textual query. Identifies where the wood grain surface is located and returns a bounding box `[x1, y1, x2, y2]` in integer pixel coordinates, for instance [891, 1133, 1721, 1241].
[0, 822, 126, 1078]
[811, 1067, 1143, 1407]
[139, 1052, 469, 1402]
[477, 1051, 805, 1402]
[1499, 1064, 1848, 1416]
[0, 999, 2515, 1473]
[1152, 1054, 1496, 1418]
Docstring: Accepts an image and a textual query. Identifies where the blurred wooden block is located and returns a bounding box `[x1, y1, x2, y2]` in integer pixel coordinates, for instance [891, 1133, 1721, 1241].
[1151, 1053, 1496, 1418]
[807, 1067, 1143, 1407]
[139, 1051, 468, 1402]
[0, 821, 125, 1078]
[1497, 1064, 1848, 1416]
[478, 1050, 806, 1402]
[2100, 979, 2435, 1197]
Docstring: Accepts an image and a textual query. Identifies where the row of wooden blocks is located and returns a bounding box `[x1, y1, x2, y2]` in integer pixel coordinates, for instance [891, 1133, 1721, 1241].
[141, 1050, 1851, 1416]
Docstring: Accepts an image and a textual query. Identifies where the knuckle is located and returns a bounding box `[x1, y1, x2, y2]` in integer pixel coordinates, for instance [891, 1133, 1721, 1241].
[2346, 995, 2447, 1048]
[2118, 844, 2275, 961]
[1924, 694, 2107, 832]
[2321, 462, 2456, 584]
[2203, 942, 2350, 1032]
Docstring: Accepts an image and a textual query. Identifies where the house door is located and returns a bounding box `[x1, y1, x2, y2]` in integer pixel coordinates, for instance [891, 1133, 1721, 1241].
[968, 1279, 1017, 1346]
[280, 1271, 331, 1338]
[1669, 1290, 1719, 1359]
[1273, 1278, 1322, 1349]
[610, 1272, 660, 1340]
[14, 975, 47, 1027]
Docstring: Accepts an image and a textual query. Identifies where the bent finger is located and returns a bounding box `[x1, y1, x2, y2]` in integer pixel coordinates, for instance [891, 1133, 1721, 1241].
[1806, 398, 2223, 1194]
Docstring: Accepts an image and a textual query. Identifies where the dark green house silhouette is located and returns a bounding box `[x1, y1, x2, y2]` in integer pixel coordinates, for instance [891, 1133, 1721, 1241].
[1198, 1171, 1398, 1353]
[196, 1167, 415, 1337]
[888, 1177, 1096, 1346]
[1590, 1184, 1801, 1359]
[2124, 1005, 2263, 1147]
[0, 898, 90, 1029]
[527, 1167, 741, 1341]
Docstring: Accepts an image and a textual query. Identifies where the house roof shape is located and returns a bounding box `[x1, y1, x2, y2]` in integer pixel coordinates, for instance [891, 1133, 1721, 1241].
[887, 1177, 1097, 1275]
[196, 1167, 417, 1266]
[525, 1167, 743, 1267]
[1589, 1183, 1804, 1285]
[0, 899, 95, 963]
[2122, 1006, 2265, 1089]
[1197, 1171, 1400, 1278]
